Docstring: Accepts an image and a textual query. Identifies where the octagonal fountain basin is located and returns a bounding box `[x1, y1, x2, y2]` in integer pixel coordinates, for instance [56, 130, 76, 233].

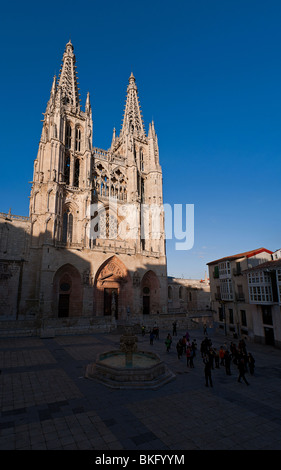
[85, 350, 175, 390]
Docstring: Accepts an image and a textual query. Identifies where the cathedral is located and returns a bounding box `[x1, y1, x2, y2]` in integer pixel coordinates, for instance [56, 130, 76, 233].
[0, 41, 169, 331]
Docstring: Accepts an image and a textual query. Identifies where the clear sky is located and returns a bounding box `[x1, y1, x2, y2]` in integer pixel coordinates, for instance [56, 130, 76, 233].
[0, 0, 280, 279]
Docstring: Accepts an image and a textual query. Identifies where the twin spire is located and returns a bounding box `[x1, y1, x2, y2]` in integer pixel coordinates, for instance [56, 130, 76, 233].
[48, 42, 154, 143]
[48, 40, 82, 114]
[57, 40, 81, 112]
[120, 72, 146, 139]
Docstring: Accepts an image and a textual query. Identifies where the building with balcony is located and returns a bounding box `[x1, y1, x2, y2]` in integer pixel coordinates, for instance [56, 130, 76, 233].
[246, 258, 281, 347]
[207, 248, 273, 339]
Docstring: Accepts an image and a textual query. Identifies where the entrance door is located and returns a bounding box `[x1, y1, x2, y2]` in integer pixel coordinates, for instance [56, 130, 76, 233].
[264, 327, 275, 346]
[58, 294, 70, 317]
[104, 288, 118, 318]
[143, 295, 150, 315]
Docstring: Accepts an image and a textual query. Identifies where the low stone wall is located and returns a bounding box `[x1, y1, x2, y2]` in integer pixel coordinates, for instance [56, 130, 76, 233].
[137, 312, 212, 332]
[0, 316, 115, 338]
[0, 312, 213, 338]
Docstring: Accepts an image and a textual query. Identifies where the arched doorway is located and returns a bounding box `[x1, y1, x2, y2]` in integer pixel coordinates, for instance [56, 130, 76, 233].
[94, 256, 132, 319]
[53, 264, 83, 317]
[141, 270, 160, 315]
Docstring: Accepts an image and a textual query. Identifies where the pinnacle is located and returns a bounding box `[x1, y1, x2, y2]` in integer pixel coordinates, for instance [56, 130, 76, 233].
[57, 41, 80, 112]
[120, 73, 145, 138]
[65, 39, 74, 50]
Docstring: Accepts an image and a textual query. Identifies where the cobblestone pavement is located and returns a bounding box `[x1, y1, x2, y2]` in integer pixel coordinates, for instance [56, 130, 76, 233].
[1, 326, 281, 450]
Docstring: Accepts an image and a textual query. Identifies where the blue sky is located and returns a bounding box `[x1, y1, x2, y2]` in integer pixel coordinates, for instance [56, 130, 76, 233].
[0, 0, 280, 279]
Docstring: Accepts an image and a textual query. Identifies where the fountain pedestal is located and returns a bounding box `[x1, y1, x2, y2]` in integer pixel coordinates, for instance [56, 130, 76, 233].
[119, 326, 138, 368]
[85, 326, 175, 390]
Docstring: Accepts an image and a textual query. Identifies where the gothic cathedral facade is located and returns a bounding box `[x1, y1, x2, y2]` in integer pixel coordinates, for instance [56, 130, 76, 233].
[0, 41, 168, 327]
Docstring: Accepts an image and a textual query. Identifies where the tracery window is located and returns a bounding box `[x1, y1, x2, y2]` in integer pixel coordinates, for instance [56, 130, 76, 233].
[91, 210, 118, 240]
[92, 164, 127, 202]
[99, 211, 118, 239]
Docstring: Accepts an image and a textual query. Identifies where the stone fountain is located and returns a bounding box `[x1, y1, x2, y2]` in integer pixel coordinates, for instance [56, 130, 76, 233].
[85, 326, 175, 389]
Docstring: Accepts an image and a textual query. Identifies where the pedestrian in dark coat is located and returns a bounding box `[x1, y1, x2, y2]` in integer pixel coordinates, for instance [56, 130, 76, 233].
[165, 334, 172, 352]
[237, 358, 249, 385]
[248, 353, 255, 375]
[176, 340, 183, 359]
[214, 348, 220, 368]
[224, 350, 231, 375]
[203, 355, 213, 387]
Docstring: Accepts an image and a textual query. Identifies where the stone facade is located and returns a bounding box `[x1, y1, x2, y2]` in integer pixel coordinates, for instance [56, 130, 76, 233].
[167, 276, 211, 327]
[0, 42, 168, 332]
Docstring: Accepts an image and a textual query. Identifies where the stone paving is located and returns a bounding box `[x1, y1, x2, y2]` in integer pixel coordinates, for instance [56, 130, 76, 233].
[1, 326, 281, 450]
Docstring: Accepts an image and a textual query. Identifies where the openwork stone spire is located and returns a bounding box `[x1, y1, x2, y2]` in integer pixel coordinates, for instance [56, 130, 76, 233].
[57, 40, 81, 113]
[120, 73, 145, 138]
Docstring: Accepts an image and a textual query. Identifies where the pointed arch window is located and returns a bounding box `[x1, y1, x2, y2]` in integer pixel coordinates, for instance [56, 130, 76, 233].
[140, 148, 144, 171]
[75, 127, 81, 152]
[62, 209, 73, 243]
[179, 286, 183, 299]
[64, 155, 70, 185]
[74, 158, 80, 187]
[66, 124, 72, 149]
[141, 177, 145, 203]
[168, 286, 173, 301]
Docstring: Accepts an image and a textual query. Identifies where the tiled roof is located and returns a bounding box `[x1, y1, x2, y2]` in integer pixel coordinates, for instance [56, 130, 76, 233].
[207, 248, 273, 266]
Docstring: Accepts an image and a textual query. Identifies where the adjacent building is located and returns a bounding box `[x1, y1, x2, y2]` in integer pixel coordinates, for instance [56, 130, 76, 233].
[245, 254, 281, 347]
[207, 248, 273, 339]
[167, 275, 211, 329]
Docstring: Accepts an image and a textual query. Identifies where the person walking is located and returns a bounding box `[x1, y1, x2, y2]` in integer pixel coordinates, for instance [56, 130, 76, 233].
[153, 323, 159, 340]
[237, 358, 249, 385]
[176, 340, 183, 360]
[219, 346, 225, 366]
[172, 321, 177, 336]
[214, 348, 220, 368]
[209, 348, 215, 370]
[203, 354, 213, 387]
[186, 346, 191, 367]
[203, 323, 207, 336]
[165, 333, 172, 352]
[191, 340, 197, 358]
[224, 350, 231, 375]
[248, 353, 255, 375]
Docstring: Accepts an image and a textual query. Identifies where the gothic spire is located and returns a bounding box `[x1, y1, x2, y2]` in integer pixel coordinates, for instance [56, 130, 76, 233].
[57, 40, 81, 113]
[120, 73, 145, 138]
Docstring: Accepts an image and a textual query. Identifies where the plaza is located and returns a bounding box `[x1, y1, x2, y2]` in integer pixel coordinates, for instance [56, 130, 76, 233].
[1, 325, 281, 451]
